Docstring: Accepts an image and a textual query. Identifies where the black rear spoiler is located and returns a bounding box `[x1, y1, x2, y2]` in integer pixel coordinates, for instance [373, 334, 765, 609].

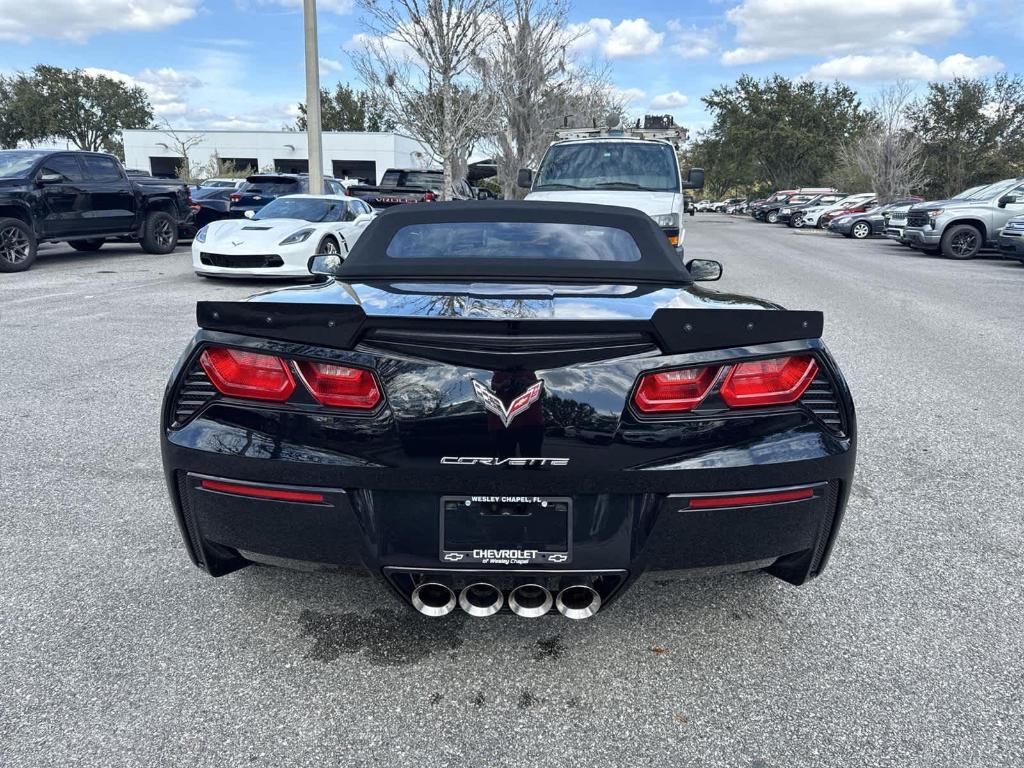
[197, 301, 822, 355]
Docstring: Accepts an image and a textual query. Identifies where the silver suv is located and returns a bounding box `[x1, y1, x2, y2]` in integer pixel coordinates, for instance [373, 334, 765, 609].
[903, 178, 1024, 259]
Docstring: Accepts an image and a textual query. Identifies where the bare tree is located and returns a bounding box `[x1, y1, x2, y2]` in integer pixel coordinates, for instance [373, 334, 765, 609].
[158, 119, 205, 183]
[841, 82, 928, 203]
[480, 0, 626, 198]
[352, 0, 503, 200]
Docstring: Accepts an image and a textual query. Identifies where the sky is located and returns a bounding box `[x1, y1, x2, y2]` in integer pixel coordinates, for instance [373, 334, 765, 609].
[1, 0, 1021, 136]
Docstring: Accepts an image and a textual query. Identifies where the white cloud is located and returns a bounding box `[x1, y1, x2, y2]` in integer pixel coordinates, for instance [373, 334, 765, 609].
[84, 66, 202, 118]
[567, 17, 663, 59]
[666, 20, 716, 60]
[721, 0, 967, 65]
[649, 91, 689, 109]
[802, 51, 1004, 82]
[0, 0, 197, 42]
[319, 57, 343, 74]
[614, 87, 647, 105]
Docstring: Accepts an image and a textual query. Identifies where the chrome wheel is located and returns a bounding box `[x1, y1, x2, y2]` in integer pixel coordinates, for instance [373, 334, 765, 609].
[852, 222, 870, 239]
[0, 225, 31, 264]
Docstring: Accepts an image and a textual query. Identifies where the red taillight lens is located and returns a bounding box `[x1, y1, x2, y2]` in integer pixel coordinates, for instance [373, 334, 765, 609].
[687, 487, 814, 509]
[634, 366, 719, 413]
[199, 347, 296, 401]
[719, 356, 818, 407]
[229, 193, 241, 202]
[423, 190, 436, 202]
[200, 479, 325, 504]
[296, 361, 381, 409]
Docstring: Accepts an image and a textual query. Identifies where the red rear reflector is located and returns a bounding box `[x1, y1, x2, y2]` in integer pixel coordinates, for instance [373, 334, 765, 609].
[200, 479, 324, 504]
[719, 356, 818, 407]
[634, 366, 719, 413]
[424, 190, 436, 202]
[688, 488, 814, 509]
[296, 361, 381, 409]
[199, 347, 296, 402]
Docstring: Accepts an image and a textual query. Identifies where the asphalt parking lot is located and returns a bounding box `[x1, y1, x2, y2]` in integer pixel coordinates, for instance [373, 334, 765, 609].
[3, 220, 1023, 767]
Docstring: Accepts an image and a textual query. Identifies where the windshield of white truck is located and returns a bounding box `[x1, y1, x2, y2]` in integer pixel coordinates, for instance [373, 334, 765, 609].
[534, 142, 680, 193]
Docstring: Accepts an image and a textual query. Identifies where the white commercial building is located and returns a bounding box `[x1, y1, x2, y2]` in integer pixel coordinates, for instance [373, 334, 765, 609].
[122, 129, 431, 184]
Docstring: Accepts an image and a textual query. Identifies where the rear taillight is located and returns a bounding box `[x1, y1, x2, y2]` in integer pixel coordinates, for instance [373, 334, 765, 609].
[719, 356, 818, 407]
[633, 366, 720, 413]
[199, 347, 296, 401]
[295, 361, 381, 410]
[229, 193, 241, 203]
[423, 190, 436, 202]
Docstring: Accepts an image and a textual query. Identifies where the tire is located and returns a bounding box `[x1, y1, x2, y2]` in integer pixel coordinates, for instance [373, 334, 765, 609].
[766, 211, 779, 224]
[0, 217, 38, 272]
[67, 238, 105, 252]
[941, 224, 982, 260]
[851, 221, 871, 239]
[791, 215, 805, 229]
[140, 211, 178, 254]
[318, 236, 342, 257]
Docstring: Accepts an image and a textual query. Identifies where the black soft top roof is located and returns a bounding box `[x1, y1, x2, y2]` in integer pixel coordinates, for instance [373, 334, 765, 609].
[334, 201, 693, 284]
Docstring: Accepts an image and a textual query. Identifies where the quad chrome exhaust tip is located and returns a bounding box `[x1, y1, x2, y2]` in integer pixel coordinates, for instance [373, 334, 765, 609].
[411, 582, 457, 617]
[508, 584, 553, 618]
[458, 583, 504, 617]
[555, 585, 602, 620]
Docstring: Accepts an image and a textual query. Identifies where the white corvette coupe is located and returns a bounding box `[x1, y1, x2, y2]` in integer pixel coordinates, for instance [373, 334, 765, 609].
[192, 194, 375, 278]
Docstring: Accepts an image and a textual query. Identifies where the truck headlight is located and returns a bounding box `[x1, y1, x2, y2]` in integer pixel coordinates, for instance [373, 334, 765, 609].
[926, 209, 943, 219]
[195, 225, 209, 243]
[280, 228, 314, 245]
[652, 213, 679, 228]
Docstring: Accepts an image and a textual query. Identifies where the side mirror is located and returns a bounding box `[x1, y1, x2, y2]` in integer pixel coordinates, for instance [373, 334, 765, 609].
[353, 213, 374, 224]
[243, 209, 255, 219]
[685, 258, 722, 282]
[998, 195, 1017, 208]
[682, 167, 705, 190]
[517, 168, 533, 189]
[38, 172, 64, 185]
[308, 253, 344, 275]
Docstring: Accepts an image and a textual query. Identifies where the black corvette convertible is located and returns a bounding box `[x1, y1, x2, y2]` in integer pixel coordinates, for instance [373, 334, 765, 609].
[161, 202, 856, 619]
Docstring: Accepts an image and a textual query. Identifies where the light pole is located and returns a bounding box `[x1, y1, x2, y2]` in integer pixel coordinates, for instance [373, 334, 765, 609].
[303, 0, 324, 194]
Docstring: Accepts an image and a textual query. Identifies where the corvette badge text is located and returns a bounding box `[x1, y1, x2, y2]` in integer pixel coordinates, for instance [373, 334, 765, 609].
[440, 457, 570, 466]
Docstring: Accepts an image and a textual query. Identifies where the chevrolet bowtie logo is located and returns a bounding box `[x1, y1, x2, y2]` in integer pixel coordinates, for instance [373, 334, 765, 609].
[471, 379, 543, 428]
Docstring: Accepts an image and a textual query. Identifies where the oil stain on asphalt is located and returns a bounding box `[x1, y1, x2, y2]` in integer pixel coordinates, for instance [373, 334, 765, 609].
[299, 608, 466, 665]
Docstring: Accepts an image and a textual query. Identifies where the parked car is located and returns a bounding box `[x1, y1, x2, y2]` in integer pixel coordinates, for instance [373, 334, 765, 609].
[189, 187, 233, 229]
[819, 197, 878, 228]
[520, 135, 704, 253]
[758, 189, 839, 224]
[201, 178, 247, 190]
[902, 177, 1024, 259]
[996, 214, 1024, 263]
[229, 173, 348, 218]
[349, 168, 474, 209]
[0, 148, 193, 272]
[750, 190, 796, 221]
[796, 193, 876, 229]
[161, 201, 856, 615]
[778, 192, 845, 226]
[713, 197, 744, 213]
[885, 189, 979, 244]
[193, 194, 375, 279]
[829, 199, 924, 240]
[695, 199, 714, 212]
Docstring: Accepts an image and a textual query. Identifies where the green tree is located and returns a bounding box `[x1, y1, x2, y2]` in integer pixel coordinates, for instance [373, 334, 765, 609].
[296, 83, 394, 132]
[907, 74, 1024, 198]
[700, 74, 870, 190]
[0, 72, 51, 148]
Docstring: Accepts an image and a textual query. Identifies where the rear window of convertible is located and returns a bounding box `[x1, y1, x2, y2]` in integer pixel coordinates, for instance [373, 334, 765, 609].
[384, 221, 642, 262]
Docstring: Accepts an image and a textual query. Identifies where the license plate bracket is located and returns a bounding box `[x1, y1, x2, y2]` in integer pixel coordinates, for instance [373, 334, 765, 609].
[440, 496, 571, 565]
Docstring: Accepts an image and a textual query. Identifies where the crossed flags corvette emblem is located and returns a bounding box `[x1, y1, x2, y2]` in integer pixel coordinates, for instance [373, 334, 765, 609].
[471, 379, 544, 428]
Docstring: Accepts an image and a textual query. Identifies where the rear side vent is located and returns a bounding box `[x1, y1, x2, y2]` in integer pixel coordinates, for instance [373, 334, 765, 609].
[172, 361, 218, 427]
[800, 372, 846, 434]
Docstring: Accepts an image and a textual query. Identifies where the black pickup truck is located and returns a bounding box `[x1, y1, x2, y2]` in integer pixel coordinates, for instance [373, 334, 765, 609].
[0, 149, 194, 272]
[346, 168, 475, 208]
